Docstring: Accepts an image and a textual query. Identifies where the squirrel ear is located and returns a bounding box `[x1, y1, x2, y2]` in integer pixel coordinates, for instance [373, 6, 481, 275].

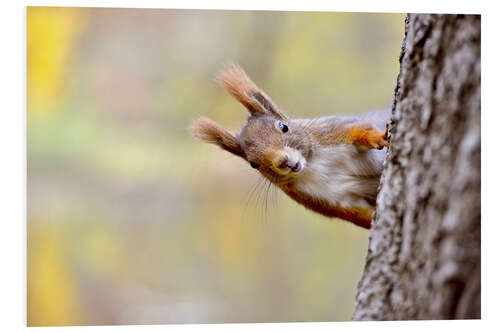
[217, 64, 287, 120]
[189, 116, 246, 159]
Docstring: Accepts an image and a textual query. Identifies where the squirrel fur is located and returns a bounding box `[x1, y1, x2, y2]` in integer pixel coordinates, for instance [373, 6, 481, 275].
[189, 64, 390, 229]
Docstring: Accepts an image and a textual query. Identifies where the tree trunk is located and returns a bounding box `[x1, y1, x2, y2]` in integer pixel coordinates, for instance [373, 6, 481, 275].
[352, 14, 481, 320]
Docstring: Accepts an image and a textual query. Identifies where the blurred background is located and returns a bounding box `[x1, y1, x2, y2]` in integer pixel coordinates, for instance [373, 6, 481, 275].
[27, 7, 405, 326]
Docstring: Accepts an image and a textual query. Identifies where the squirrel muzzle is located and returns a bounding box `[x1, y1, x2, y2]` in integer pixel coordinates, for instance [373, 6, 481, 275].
[270, 147, 306, 176]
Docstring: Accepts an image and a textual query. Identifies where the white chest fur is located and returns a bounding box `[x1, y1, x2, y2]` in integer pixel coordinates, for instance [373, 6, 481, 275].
[294, 145, 384, 208]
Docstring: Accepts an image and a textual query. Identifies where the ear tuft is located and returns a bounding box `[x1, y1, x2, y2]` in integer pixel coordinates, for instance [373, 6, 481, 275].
[189, 116, 246, 158]
[216, 63, 287, 119]
[188, 116, 219, 143]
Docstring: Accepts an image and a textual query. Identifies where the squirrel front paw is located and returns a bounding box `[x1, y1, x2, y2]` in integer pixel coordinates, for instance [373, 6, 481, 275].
[350, 122, 389, 150]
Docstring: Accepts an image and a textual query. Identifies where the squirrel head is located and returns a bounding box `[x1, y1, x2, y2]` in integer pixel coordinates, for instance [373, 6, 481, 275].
[189, 64, 312, 184]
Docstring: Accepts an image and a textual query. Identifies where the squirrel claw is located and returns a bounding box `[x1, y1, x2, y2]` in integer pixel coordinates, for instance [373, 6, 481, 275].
[383, 121, 390, 141]
[375, 122, 390, 149]
[372, 122, 391, 150]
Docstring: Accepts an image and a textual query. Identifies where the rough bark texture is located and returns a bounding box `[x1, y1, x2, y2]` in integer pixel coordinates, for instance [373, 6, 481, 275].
[353, 14, 481, 320]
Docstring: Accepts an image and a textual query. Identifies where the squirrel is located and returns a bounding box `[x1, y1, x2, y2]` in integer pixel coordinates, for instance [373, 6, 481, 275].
[189, 64, 390, 229]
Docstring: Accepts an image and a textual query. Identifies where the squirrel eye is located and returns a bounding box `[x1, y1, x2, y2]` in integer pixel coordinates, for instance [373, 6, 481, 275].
[278, 121, 289, 133]
[250, 161, 260, 169]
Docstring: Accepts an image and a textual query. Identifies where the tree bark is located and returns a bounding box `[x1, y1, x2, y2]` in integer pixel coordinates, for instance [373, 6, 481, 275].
[352, 14, 481, 320]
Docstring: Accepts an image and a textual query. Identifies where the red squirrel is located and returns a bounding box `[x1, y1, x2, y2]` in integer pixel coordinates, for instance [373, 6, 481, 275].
[189, 64, 390, 229]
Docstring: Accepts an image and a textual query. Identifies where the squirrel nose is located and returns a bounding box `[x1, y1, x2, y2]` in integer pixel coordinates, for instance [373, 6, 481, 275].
[278, 157, 290, 169]
[278, 155, 298, 169]
[271, 148, 304, 175]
